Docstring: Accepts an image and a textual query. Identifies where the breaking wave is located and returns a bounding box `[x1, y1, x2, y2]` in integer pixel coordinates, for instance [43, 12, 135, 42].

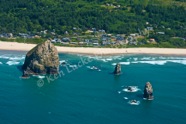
[106, 58, 113, 61]
[119, 62, 130, 65]
[112, 62, 130, 66]
[1, 54, 25, 66]
[86, 55, 125, 62]
[132, 60, 186, 65]
[0, 55, 25, 60]
[167, 60, 186, 65]
[0, 55, 10, 59]
[132, 60, 167, 65]
[9, 56, 25, 61]
[6, 61, 20, 66]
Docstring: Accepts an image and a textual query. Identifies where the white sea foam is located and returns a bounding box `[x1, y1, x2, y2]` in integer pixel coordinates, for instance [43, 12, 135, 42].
[0, 62, 2, 64]
[87, 66, 101, 71]
[9, 56, 25, 61]
[106, 58, 113, 61]
[6, 61, 20, 66]
[87, 55, 124, 62]
[0, 55, 10, 59]
[86, 66, 91, 68]
[124, 97, 128, 100]
[167, 60, 186, 65]
[112, 63, 117, 66]
[131, 59, 186, 65]
[32, 75, 37, 77]
[91, 56, 101, 60]
[37, 76, 45, 79]
[167, 57, 186, 60]
[118, 91, 122, 94]
[128, 100, 140, 105]
[138, 57, 156, 61]
[123, 86, 140, 92]
[87, 55, 186, 65]
[90, 56, 108, 62]
[179, 60, 186, 65]
[158, 56, 168, 60]
[0, 55, 25, 61]
[32, 75, 45, 79]
[87, 66, 94, 69]
[100, 59, 107, 62]
[87, 56, 94, 59]
[153, 56, 186, 60]
[133, 58, 138, 61]
[112, 62, 130, 66]
[69, 64, 78, 68]
[141, 57, 153, 60]
[132, 60, 167, 65]
[59, 60, 66, 64]
[117, 57, 122, 60]
[119, 62, 130, 65]
[113, 56, 123, 60]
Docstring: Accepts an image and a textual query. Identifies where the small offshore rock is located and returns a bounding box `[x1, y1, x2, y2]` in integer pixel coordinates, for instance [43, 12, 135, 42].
[143, 82, 154, 100]
[113, 63, 121, 75]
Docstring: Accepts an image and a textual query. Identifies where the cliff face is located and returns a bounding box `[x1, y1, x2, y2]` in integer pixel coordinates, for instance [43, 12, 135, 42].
[143, 82, 153, 100]
[22, 40, 59, 75]
[113, 63, 121, 75]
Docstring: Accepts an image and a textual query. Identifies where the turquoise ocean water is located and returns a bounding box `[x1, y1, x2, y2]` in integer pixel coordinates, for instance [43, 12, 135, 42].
[0, 50, 186, 124]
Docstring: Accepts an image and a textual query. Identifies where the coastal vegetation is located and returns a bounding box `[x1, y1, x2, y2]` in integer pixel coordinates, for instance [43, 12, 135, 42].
[0, 0, 185, 48]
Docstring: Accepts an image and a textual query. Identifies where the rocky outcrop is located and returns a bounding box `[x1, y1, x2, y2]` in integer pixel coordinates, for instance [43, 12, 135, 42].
[143, 82, 153, 100]
[113, 63, 121, 75]
[22, 40, 60, 75]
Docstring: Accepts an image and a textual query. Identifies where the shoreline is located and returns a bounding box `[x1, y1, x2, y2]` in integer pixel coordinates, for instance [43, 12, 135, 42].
[1, 41, 186, 56]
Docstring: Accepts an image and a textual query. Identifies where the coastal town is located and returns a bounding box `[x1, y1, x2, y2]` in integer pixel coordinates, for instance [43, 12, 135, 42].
[2, 25, 185, 48]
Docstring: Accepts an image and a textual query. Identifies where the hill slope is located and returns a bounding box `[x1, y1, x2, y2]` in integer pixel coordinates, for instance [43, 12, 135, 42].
[0, 0, 185, 37]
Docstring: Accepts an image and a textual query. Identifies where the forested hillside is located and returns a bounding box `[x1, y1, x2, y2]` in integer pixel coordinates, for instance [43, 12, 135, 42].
[0, 0, 185, 37]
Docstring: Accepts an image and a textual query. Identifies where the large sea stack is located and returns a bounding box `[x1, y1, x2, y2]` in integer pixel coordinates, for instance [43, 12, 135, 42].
[113, 63, 121, 75]
[143, 82, 153, 100]
[22, 40, 60, 75]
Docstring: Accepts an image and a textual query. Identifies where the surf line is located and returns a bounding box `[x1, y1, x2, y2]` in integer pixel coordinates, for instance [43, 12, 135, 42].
[64, 56, 94, 73]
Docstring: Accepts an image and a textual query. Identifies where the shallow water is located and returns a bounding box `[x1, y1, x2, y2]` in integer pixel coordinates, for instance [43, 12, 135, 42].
[0, 51, 186, 124]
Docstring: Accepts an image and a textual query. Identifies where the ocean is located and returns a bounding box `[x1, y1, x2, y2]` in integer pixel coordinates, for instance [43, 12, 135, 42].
[0, 50, 186, 124]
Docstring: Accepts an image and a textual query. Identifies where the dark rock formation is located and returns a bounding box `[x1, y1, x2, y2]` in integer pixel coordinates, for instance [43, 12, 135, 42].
[113, 63, 121, 75]
[143, 82, 153, 100]
[22, 40, 60, 75]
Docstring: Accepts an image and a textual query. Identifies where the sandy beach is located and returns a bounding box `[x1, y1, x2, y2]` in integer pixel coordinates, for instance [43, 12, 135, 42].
[1, 41, 186, 55]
